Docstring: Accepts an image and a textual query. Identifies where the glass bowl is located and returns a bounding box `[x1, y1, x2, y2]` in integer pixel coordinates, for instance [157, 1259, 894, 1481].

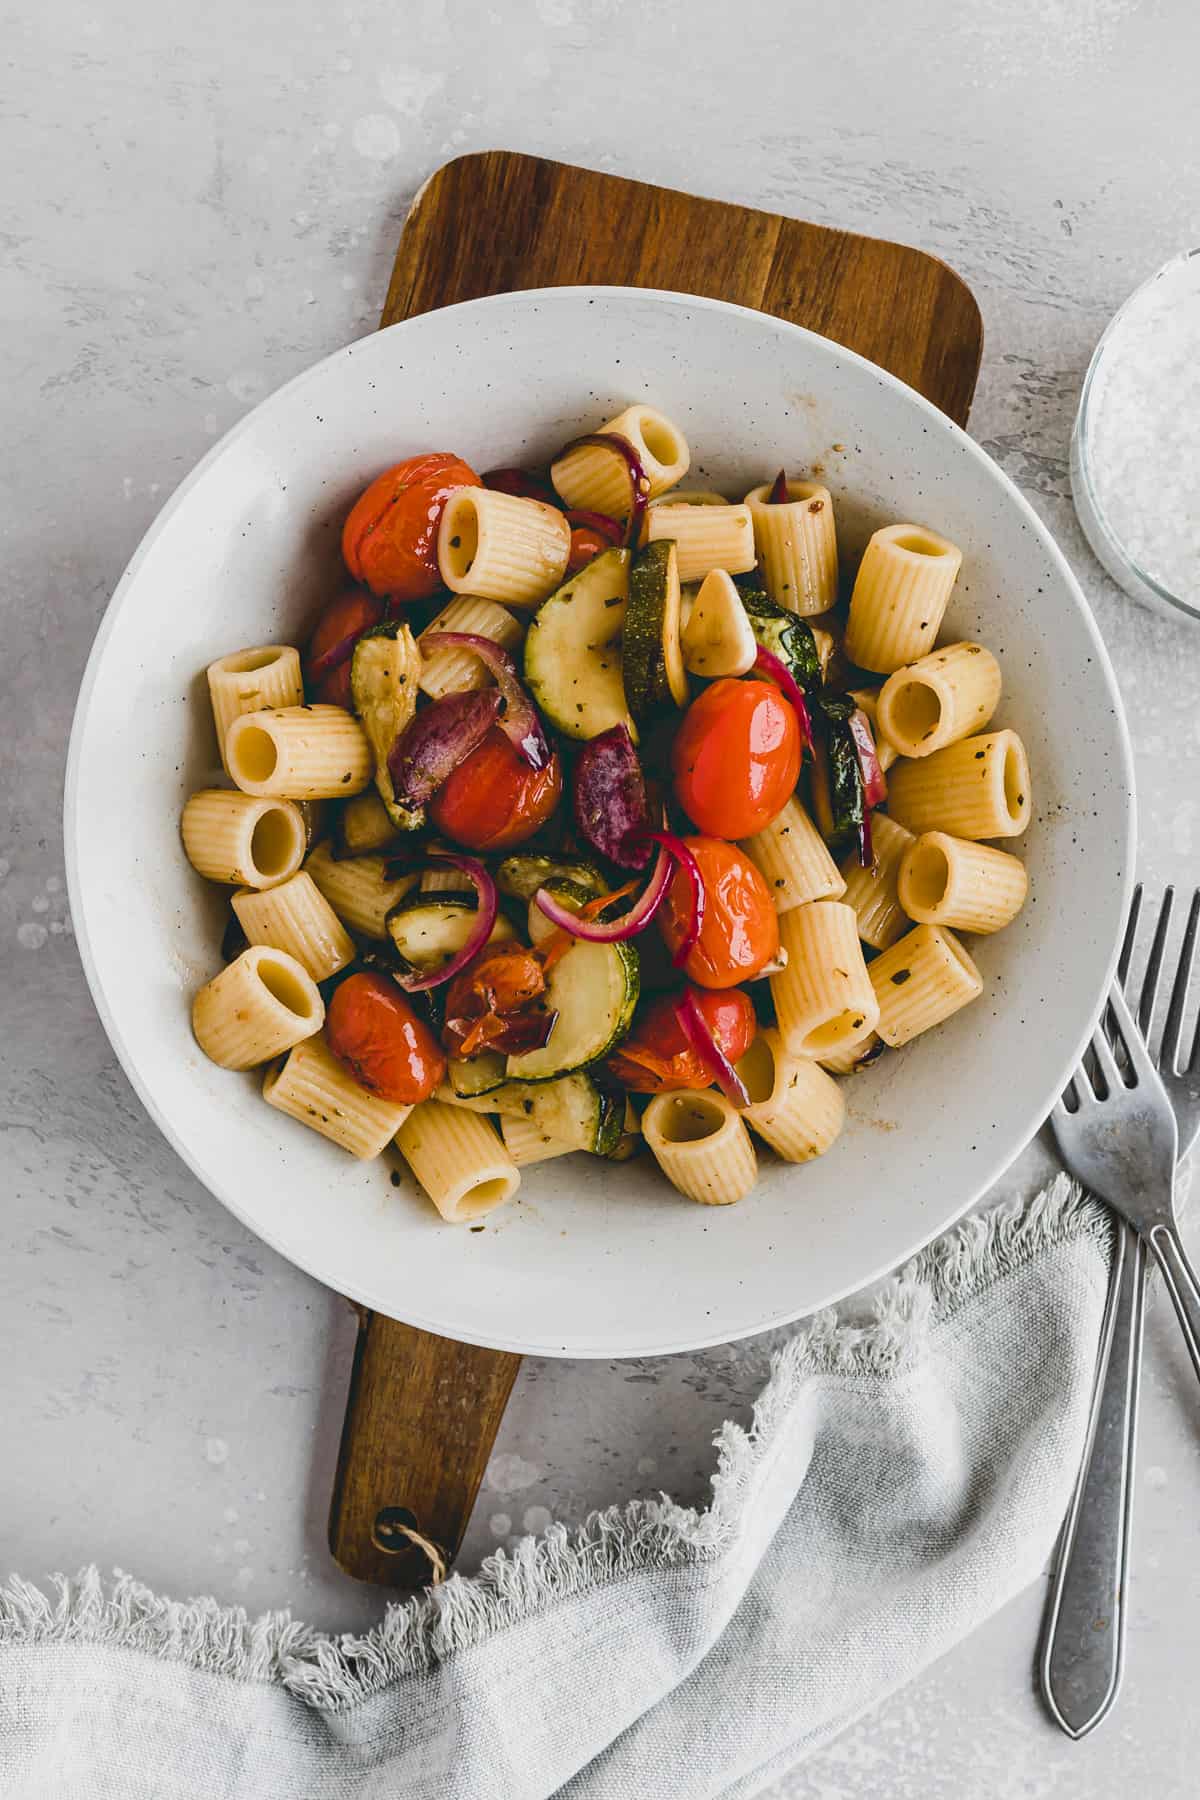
[1071, 248, 1200, 625]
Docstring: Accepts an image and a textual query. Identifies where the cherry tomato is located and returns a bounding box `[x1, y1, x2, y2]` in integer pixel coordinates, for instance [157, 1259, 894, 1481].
[607, 986, 757, 1092]
[482, 466, 560, 508]
[429, 728, 562, 851]
[659, 835, 779, 988]
[312, 660, 353, 708]
[326, 972, 446, 1104]
[565, 509, 623, 573]
[342, 452, 480, 600]
[672, 677, 801, 839]
[442, 944, 549, 1058]
[304, 588, 383, 697]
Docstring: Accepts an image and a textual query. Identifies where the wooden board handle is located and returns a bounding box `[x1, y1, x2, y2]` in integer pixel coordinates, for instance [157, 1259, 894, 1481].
[329, 1310, 521, 1588]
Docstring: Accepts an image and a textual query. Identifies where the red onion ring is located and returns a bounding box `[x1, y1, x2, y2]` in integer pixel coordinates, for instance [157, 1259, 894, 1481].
[767, 468, 790, 505]
[674, 991, 751, 1110]
[557, 432, 650, 548]
[482, 466, 560, 509]
[847, 706, 888, 809]
[753, 646, 812, 752]
[419, 631, 551, 770]
[534, 842, 674, 943]
[639, 828, 705, 968]
[387, 688, 502, 807]
[565, 508, 624, 545]
[391, 851, 499, 993]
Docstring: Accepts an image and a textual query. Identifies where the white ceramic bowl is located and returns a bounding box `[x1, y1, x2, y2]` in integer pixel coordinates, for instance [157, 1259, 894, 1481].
[66, 287, 1134, 1358]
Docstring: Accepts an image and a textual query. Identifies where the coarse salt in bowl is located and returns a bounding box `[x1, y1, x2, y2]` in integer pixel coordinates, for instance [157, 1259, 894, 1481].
[1072, 248, 1200, 624]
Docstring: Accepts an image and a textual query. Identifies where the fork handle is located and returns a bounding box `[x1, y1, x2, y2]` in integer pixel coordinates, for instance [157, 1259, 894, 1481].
[1148, 1222, 1200, 1385]
[1041, 1221, 1144, 1737]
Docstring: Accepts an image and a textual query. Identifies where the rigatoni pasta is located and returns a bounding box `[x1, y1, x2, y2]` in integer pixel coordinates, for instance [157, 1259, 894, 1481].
[740, 797, 846, 912]
[552, 404, 689, 513]
[642, 1090, 757, 1205]
[263, 1034, 412, 1158]
[232, 871, 355, 983]
[886, 730, 1031, 839]
[869, 924, 983, 1047]
[845, 524, 963, 673]
[304, 841, 418, 939]
[226, 705, 373, 800]
[642, 502, 756, 584]
[876, 642, 1002, 759]
[839, 812, 915, 950]
[395, 1101, 520, 1222]
[744, 481, 838, 615]
[192, 945, 323, 1070]
[417, 595, 523, 699]
[770, 902, 880, 1060]
[181, 790, 307, 889]
[207, 646, 304, 772]
[437, 488, 570, 607]
[501, 1114, 576, 1166]
[736, 1029, 845, 1162]
[898, 831, 1028, 934]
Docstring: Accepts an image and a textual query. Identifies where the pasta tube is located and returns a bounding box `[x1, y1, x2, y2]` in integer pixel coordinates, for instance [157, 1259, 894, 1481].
[885, 730, 1031, 840]
[642, 502, 756, 584]
[744, 481, 838, 615]
[552, 404, 690, 513]
[876, 642, 1002, 759]
[437, 488, 570, 607]
[898, 831, 1028, 934]
[417, 595, 523, 700]
[839, 813, 915, 951]
[869, 924, 983, 1046]
[263, 1033, 411, 1158]
[740, 797, 846, 913]
[501, 1114, 576, 1166]
[207, 646, 304, 773]
[396, 1101, 520, 1223]
[770, 901, 880, 1059]
[192, 945, 323, 1070]
[736, 1028, 845, 1161]
[641, 1091, 757, 1206]
[232, 871, 355, 982]
[225, 706, 373, 801]
[819, 1032, 884, 1076]
[304, 841, 419, 939]
[181, 790, 307, 889]
[845, 524, 963, 673]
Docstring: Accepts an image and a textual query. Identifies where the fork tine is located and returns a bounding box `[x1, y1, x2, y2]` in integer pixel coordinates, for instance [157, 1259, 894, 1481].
[1107, 981, 1157, 1087]
[1138, 886, 1175, 1038]
[1090, 1007, 1124, 1092]
[1117, 883, 1143, 990]
[1161, 889, 1200, 1074]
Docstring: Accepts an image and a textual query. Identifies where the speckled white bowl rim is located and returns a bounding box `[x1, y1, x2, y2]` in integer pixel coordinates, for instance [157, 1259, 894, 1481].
[65, 286, 1135, 1358]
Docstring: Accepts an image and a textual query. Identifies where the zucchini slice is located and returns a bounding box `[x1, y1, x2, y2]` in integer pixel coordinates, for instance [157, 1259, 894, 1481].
[506, 935, 639, 1081]
[447, 1051, 509, 1098]
[333, 788, 404, 858]
[523, 546, 635, 742]
[624, 540, 688, 719]
[386, 894, 515, 973]
[349, 620, 424, 831]
[519, 1072, 624, 1154]
[739, 588, 825, 691]
[525, 878, 598, 947]
[496, 854, 607, 902]
[809, 699, 865, 854]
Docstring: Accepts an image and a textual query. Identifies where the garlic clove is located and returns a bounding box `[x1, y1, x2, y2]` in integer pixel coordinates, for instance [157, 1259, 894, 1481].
[680, 569, 758, 678]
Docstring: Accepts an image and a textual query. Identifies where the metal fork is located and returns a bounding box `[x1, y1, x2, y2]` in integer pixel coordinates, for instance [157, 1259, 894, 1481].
[1041, 888, 1200, 1738]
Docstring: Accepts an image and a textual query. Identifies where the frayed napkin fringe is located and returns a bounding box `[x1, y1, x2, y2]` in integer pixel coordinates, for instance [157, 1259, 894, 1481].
[0, 1174, 1105, 1711]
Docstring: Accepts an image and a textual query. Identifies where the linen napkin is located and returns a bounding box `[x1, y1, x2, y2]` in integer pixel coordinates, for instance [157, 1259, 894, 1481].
[0, 1176, 1112, 1800]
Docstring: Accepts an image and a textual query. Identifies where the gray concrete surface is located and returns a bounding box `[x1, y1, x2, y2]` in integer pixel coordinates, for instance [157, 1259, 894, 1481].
[4, 0, 1200, 1791]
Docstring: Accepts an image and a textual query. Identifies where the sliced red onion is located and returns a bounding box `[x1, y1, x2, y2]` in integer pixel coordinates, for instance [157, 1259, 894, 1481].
[573, 724, 653, 870]
[482, 466, 560, 508]
[754, 646, 813, 752]
[674, 991, 751, 1109]
[557, 432, 649, 547]
[387, 688, 502, 807]
[639, 829, 705, 968]
[767, 468, 790, 505]
[565, 508, 623, 546]
[847, 706, 888, 809]
[534, 842, 673, 943]
[306, 624, 368, 683]
[420, 632, 551, 771]
[391, 851, 499, 993]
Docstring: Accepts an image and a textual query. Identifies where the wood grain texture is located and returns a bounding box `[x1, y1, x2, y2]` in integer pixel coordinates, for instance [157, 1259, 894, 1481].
[331, 149, 983, 1589]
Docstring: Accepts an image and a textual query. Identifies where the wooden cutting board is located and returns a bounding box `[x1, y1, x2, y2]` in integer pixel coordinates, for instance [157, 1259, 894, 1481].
[328, 150, 984, 1589]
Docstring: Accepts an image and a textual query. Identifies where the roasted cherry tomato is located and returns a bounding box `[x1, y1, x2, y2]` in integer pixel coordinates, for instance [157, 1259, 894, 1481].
[429, 728, 563, 852]
[658, 835, 779, 988]
[303, 588, 384, 703]
[672, 676, 801, 840]
[565, 509, 623, 573]
[442, 944, 548, 1059]
[607, 986, 757, 1092]
[342, 452, 480, 601]
[326, 972, 446, 1104]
